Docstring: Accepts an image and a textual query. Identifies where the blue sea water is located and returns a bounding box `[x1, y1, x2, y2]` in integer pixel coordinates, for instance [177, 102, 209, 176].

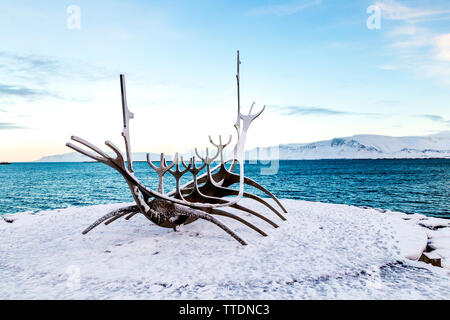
[0, 159, 449, 218]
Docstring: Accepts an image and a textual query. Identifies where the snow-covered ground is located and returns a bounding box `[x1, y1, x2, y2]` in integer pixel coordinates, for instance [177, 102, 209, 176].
[1, 199, 449, 299]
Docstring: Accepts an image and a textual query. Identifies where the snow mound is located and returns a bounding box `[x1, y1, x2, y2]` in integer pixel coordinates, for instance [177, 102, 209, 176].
[0, 199, 449, 299]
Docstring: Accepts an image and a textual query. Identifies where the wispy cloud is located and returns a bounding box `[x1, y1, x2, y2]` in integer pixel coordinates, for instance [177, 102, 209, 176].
[389, 25, 431, 48]
[378, 64, 399, 70]
[376, 0, 450, 22]
[378, 1, 450, 85]
[0, 52, 62, 103]
[0, 122, 27, 130]
[0, 51, 114, 104]
[417, 114, 450, 126]
[434, 34, 450, 61]
[248, 0, 321, 17]
[0, 52, 59, 81]
[273, 107, 450, 129]
[272, 105, 379, 117]
[0, 84, 60, 101]
[0, 51, 114, 83]
[6, 53, 59, 72]
[0, 84, 44, 97]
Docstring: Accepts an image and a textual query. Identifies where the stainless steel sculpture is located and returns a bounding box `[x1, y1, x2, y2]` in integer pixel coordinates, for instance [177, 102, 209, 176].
[66, 51, 287, 245]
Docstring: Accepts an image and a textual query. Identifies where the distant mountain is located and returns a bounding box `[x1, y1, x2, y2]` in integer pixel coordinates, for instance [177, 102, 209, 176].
[36, 132, 450, 162]
[247, 133, 450, 160]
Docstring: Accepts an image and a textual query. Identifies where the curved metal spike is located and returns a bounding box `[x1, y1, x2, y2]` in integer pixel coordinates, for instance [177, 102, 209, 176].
[105, 141, 124, 162]
[231, 203, 279, 228]
[191, 156, 206, 172]
[172, 204, 247, 245]
[241, 191, 286, 221]
[82, 205, 139, 234]
[104, 212, 129, 225]
[171, 154, 192, 175]
[194, 148, 203, 161]
[223, 135, 233, 147]
[181, 156, 194, 170]
[208, 148, 219, 163]
[195, 147, 219, 165]
[70, 136, 110, 159]
[125, 212, 138, 220]
[204, 208, 268, 237]
[248, 101, 255, 115]
[240, 104, 265, 123]
[146, 153, 158, 171]
[162, 156, 175, 171]
[209, 135, 233, 165]
[66, 142, 104, 163]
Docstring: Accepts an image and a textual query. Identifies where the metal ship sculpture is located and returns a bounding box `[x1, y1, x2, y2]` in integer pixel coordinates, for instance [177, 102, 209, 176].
[66, 51, 287, 245]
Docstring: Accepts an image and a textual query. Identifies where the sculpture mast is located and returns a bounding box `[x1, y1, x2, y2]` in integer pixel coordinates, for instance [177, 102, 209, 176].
[231, 51, 241, 171]
[120, 74, 135, 173]
[235, 50, 241, 134]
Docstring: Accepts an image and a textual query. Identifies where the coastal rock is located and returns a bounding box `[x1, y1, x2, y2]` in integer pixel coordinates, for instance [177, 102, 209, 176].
[419, 251, 442, 267]
[419, 218, 450, 230]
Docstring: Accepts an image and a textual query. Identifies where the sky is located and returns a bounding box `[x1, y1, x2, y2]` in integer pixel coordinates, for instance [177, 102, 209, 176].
[0, 0, 450, 162]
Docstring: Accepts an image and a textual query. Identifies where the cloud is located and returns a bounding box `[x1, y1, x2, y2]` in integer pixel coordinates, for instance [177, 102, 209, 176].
[419, 114, 444, 122]
[0, 52, 62, 102]
[375, 0, 450, 22]
[0, 84, 58, 99]
[0, 84, 42, 97]
[417, 114, 450, 126]
[273, 107, 450, 129]
[0, 122, 27, 130]
[0, 51, 115, 85]
[10, 54, 59, 72]
[248, 0, 321, 17]
[389, 25, 424, 36]
[388, 25, 432, 48]
[378, 64, 399, 70]
[272, 105, 378, 117]
[434, 34, 450, 61]
[0, 52, 59, 78]
[379, 1, 450, 85]
[0, 51, 112, 103]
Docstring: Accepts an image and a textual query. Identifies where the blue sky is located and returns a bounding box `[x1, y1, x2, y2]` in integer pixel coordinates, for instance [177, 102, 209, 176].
[1, 0, 450, 161]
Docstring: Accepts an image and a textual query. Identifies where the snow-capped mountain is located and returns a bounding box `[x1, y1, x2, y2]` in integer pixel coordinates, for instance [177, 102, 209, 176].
[36, 132, 450, 161]
[247, 133, 450, 160]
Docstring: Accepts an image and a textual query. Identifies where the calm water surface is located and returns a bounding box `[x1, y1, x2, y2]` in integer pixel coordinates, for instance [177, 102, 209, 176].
[0, 159, 449, 218]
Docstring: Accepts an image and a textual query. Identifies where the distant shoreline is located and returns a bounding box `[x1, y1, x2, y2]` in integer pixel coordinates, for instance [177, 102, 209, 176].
[2, 158, 450, 164]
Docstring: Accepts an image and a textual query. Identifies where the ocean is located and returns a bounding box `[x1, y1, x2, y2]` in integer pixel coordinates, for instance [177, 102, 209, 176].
[0, 159, 449, 218]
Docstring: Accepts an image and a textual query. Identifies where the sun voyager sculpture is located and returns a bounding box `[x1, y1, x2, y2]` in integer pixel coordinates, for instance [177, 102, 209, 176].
[66, 51, 287, 245]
